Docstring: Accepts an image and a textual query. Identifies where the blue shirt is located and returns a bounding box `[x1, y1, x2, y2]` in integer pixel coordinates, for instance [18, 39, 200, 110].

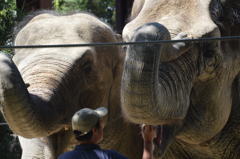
[58, 144, 128, 159]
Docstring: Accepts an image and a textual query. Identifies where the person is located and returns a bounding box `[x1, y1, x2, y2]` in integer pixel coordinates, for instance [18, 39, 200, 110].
[58, 107, 156, 159]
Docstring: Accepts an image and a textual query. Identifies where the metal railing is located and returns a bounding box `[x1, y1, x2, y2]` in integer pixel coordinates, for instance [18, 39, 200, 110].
[1, 36, 240, 49]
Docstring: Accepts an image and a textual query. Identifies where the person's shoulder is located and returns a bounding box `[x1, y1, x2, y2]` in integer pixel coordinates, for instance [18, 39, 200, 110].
[104, 149, 128, 159]
[58, 150, 77, 159]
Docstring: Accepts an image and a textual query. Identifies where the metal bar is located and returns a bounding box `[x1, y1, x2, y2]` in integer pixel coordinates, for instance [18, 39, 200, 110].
[1, 36, 240, 49]
[115, 0, 134, 33]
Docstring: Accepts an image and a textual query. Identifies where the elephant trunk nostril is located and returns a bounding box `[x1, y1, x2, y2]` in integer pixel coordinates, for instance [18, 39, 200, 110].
[132, 22, 171, 43]
[132, 23, 191, 62]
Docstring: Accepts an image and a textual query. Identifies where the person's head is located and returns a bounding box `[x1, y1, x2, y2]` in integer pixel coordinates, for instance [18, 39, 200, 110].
[72, 107, 108, 144]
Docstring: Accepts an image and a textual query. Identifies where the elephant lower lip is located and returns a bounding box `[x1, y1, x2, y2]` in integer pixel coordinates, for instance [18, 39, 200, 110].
[153, 124, 176, 157]
[155, 125, 163, 146]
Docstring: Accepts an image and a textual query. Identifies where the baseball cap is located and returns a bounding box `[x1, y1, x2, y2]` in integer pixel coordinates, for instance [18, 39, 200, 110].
[72, 107, 108, 135]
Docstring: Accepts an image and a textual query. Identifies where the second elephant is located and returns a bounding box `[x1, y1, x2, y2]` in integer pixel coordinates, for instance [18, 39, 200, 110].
[0, 11, 142, 159]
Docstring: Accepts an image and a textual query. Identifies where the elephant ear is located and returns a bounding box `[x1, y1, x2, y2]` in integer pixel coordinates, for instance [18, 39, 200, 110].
[215, 0, 240, 56]
[210, 0, 240, 27]
[221, 0, 240, 6]
[221, 0, 240, 25]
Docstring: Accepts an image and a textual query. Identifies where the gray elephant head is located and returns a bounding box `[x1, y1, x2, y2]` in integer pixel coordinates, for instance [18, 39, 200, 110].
[0, 11, 143, 159]
[121, 0, 240, 158]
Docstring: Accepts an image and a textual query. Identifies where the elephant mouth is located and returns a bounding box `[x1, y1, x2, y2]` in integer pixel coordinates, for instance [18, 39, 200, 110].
[154, 125, 163, 146]
[154, 125, 166, 157]
[122, 22, 197, 156]
[153, 124, 177, 157]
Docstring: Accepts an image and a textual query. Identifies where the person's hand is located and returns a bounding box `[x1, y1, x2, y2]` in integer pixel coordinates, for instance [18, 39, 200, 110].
[141, 125, 157, 159]
[141, 124, 157, 143]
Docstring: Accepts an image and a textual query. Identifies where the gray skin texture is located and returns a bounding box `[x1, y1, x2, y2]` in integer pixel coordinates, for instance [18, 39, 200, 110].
[121, 0, 240, 158]
[0, 11, 142, 159]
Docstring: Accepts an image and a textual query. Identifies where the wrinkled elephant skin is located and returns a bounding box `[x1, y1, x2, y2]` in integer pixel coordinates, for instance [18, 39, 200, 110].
[0, 12, 142, 159]
[121, 0, 240, 158]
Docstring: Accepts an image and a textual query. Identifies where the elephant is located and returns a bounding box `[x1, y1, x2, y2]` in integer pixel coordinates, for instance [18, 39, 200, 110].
[121, 0, 240, 158]
[0, 11, 143, 159]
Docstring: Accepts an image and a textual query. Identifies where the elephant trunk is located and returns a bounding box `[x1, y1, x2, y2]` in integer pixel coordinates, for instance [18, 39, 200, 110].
[121, 23, 197, 125]
[0, 53, 59, 138]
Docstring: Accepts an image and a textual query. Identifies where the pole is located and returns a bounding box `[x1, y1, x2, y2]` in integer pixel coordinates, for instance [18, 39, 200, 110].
[115, 0, 134, 34]
[16, 0, 52, 13]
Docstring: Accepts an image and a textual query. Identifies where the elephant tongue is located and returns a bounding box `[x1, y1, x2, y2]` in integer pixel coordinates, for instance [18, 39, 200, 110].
[155, 125, 163, 146]
[153, 125, 177, 157]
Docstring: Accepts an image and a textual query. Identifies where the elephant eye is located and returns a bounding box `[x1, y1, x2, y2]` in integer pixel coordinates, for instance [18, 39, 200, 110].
[123, 46, 127, 53]
[82, 61, 92, 74]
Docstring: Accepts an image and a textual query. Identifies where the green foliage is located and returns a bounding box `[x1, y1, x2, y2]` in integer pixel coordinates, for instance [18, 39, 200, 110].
[54, 0, 115, 25]
[0, 0, 16, 46]
[0, 115, 21, 159]
[0, 0, 17, 55]
[0, 2, 21, 158]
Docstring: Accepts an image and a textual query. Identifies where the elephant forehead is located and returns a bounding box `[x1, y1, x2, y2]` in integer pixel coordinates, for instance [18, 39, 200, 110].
[123, 0, 217, 41]
[13, 12, 116, 65]
[15, 16, 111, 46]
